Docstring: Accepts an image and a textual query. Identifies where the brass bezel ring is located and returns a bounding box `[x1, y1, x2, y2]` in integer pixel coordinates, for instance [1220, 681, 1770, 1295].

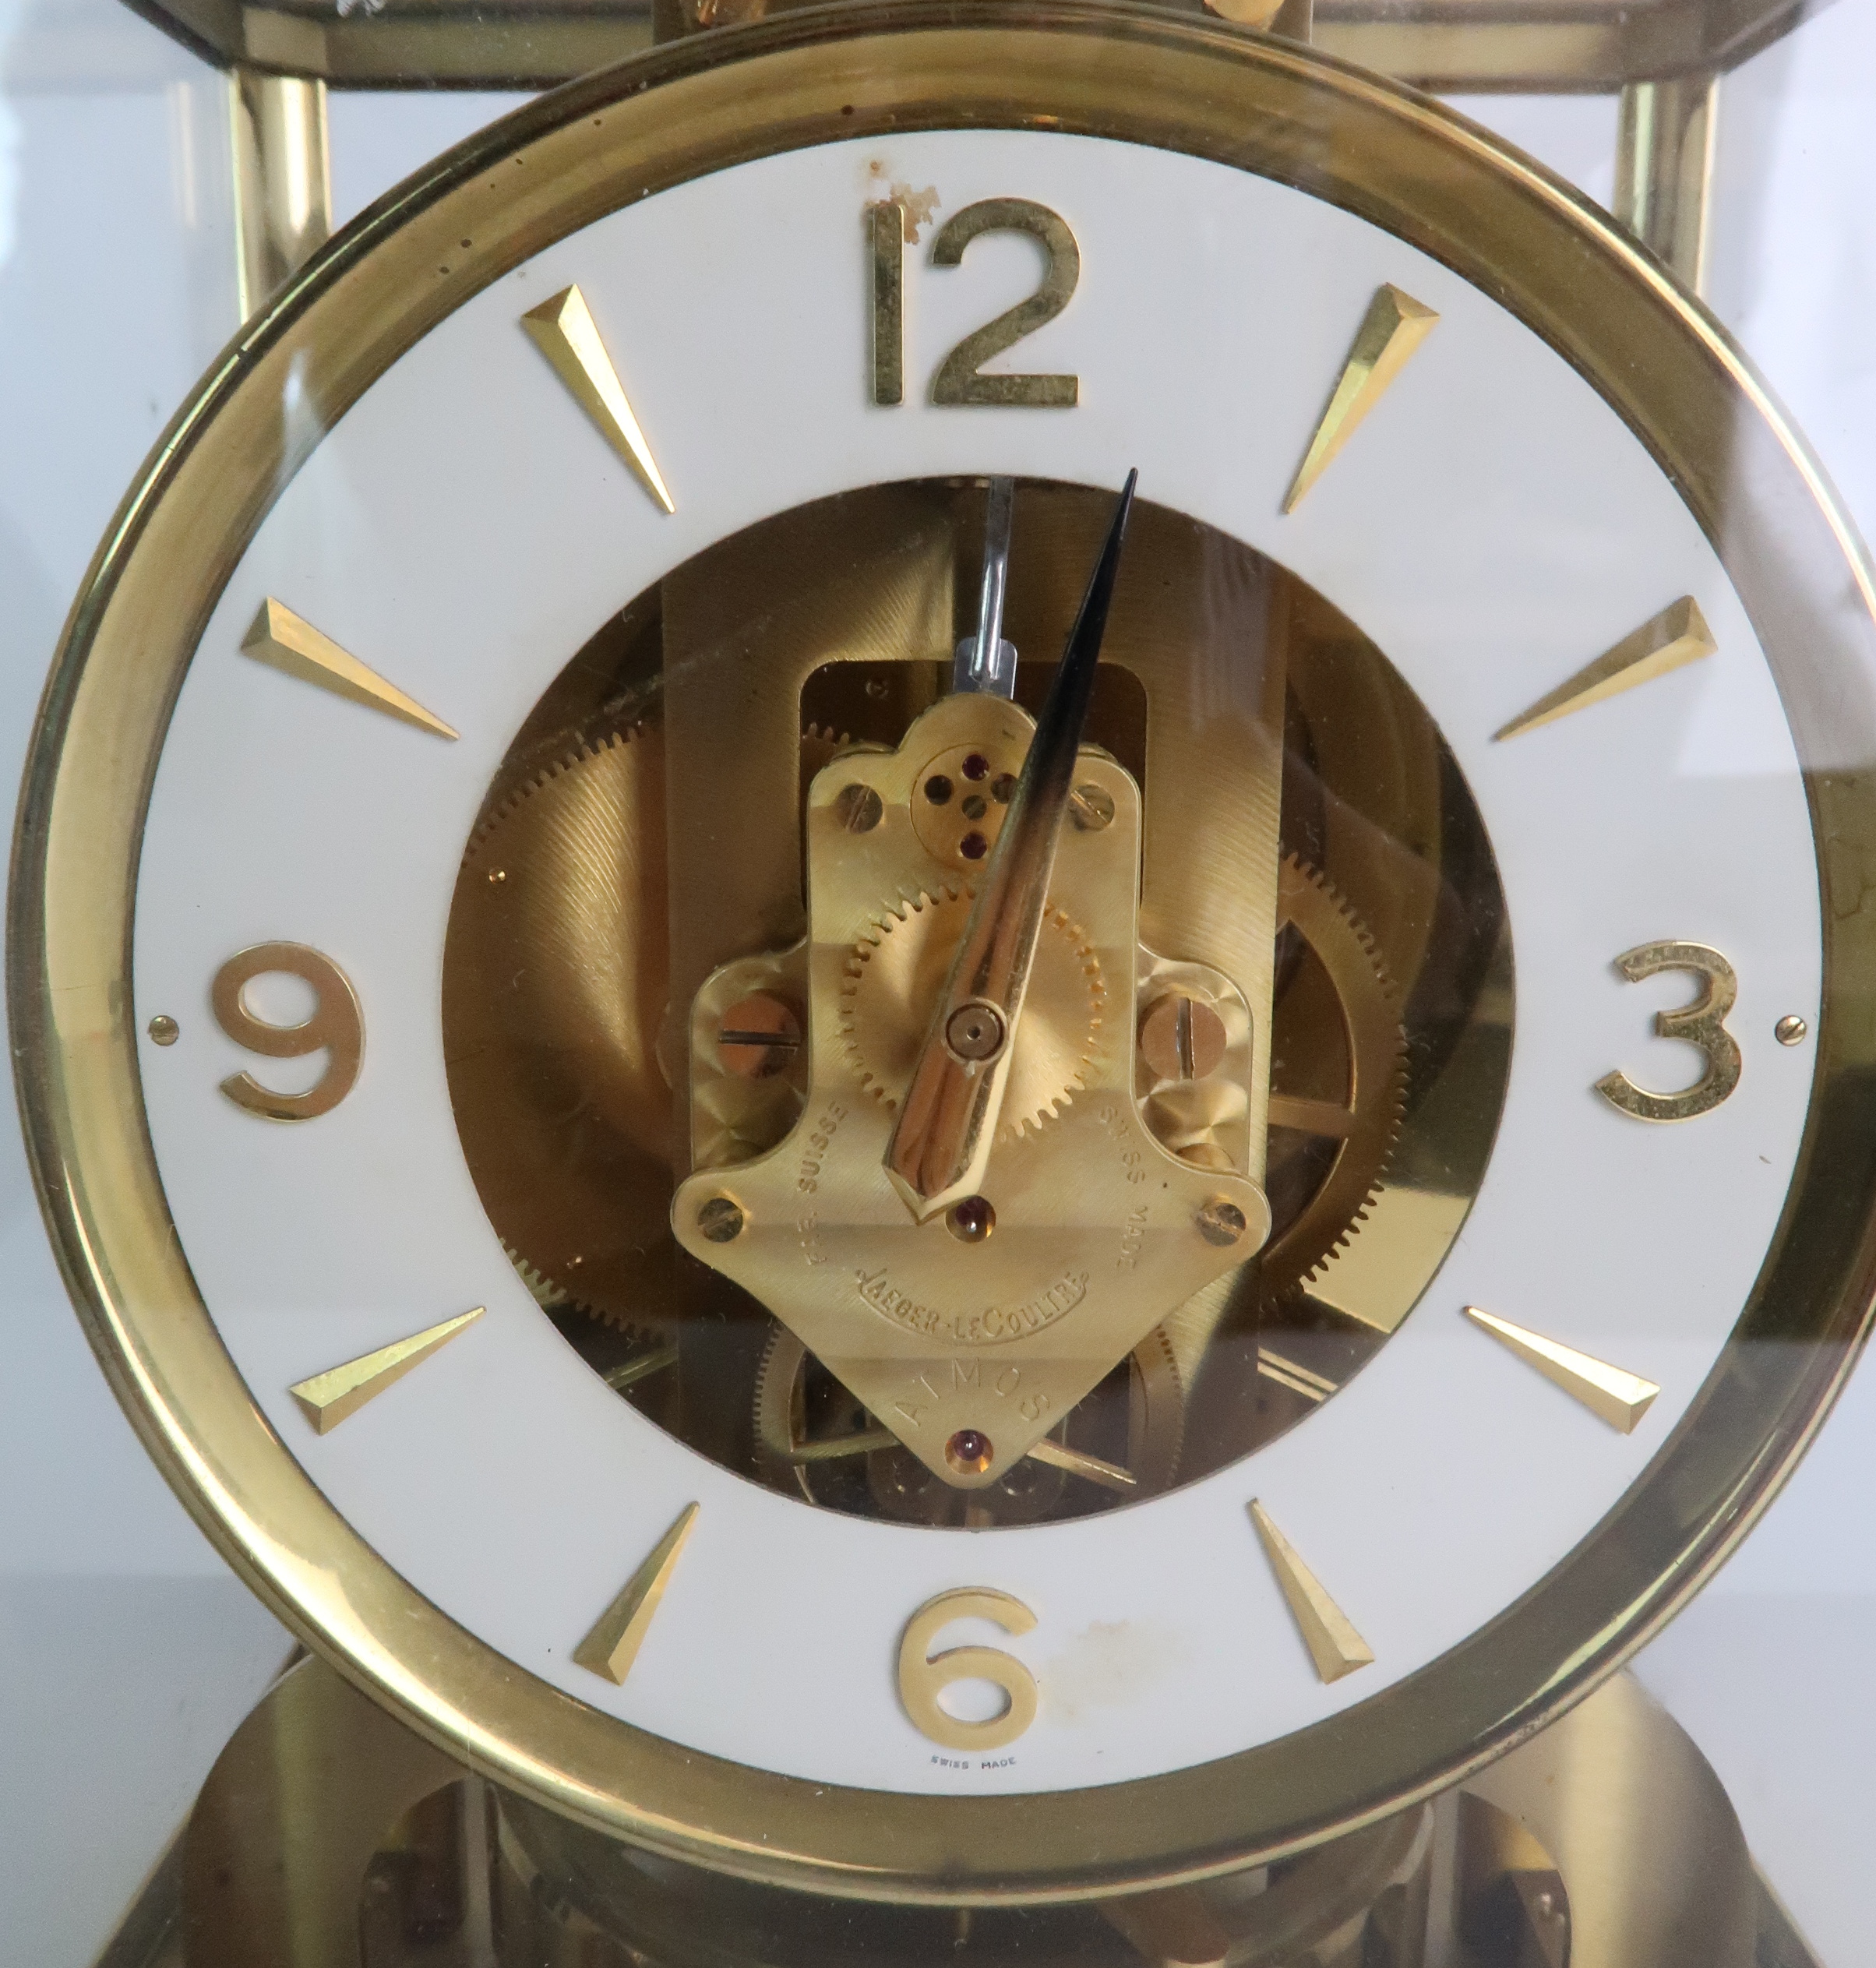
[12, 0, 1876, 1904]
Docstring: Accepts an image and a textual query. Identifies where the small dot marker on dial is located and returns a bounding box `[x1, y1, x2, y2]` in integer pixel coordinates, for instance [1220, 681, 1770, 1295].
[1249, 1501, 1374, 1684]
[147, 1014, 179, 1046]
[1463, 1306, 1659, 1433]
[572, 1504, 699, 1686]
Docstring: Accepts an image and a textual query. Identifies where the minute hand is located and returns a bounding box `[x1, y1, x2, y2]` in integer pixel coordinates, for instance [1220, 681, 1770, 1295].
[885, 471, 1137, 1221]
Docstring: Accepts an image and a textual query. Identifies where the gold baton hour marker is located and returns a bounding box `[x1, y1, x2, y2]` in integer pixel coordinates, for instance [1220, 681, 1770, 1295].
[573, 1504, 700, 1685]
[241, 598, 458, 739]
[289, 1307, 484, 1434]
[1249, 1501, 1374, 1684]
[522, 284, 675, 515]
[1282, 284, 1438, 513]
[1463, 1307, 1661, 1433]
[1493, 596, 1716, 740]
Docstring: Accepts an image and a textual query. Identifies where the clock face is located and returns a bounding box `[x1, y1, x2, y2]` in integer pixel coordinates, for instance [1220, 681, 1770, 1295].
[17, 8, 1876, 1896]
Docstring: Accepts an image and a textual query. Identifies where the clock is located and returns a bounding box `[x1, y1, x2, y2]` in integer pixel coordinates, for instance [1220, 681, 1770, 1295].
[14, 0, 1876, 1910]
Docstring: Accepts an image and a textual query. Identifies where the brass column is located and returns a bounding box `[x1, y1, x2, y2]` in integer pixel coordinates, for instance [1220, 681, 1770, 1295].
[1613, 73, 1719, 294]
[229, 70, 333, 317]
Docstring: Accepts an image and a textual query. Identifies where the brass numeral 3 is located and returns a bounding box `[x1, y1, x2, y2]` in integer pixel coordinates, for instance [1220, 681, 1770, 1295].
[212, 942, 364, 1120]
[897, 1587, 1038, 1751]
[1596, 940, 1740, 1122]
[869, 197, 1080, 409]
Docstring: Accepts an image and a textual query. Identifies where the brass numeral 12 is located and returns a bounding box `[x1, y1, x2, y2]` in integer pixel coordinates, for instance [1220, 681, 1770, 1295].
[869, 197, 1081, 409]
[212, 942, 364, 1120]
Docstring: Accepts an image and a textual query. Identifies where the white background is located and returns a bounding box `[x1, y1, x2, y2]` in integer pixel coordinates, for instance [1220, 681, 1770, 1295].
[2, 0, 1874, 1959]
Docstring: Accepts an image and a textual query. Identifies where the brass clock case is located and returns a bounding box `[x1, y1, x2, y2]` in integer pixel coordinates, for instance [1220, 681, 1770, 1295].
[12, 0, 1876, 1904]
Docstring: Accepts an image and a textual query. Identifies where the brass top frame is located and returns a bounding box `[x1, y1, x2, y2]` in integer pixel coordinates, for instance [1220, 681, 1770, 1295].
[124, 0, 1831, 93]
[14, 2, 1876, 1903]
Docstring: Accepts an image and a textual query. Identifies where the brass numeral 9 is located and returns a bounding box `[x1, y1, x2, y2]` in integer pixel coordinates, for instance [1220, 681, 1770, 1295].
[211, 942, 364, 1121]
[869, 197, 1081, 410]
[897, 1587, 1038, 1751]
[1596, 940, 1740, 1122]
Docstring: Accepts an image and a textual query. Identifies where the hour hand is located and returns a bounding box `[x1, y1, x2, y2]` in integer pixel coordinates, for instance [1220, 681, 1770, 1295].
[883, 471, 1137, 1220]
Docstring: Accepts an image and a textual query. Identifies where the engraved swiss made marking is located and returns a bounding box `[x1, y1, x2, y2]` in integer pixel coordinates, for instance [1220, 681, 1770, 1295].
[1117, 1204, 1148, 1272]
[856, 1265, 1088, 1345]
[797, 1102, 847, 1194]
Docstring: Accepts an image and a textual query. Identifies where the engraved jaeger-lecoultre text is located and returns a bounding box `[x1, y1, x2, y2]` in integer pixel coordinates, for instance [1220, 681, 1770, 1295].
[869, 196, 1081, 408]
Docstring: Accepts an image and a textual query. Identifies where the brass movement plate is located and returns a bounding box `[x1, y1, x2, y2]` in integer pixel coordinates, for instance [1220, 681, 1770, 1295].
[670, 692, 1270, 1487]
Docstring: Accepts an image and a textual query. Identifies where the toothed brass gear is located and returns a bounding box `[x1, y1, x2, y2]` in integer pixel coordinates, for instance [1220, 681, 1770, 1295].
[1259, 854, 1409, 1293]
[839, 884, 1106, 1136]
[443, 716, 848, 1328]
[798, 721, 852, 783]
[444, 723, 677, 1329]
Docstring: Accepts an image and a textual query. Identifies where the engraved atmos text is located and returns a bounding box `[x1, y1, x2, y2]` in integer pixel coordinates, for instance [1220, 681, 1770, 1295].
[855, 1264, 1088, 1344]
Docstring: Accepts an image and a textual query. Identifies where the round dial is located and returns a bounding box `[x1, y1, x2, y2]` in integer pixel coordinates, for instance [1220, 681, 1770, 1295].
[16, 2, 1876, 1902]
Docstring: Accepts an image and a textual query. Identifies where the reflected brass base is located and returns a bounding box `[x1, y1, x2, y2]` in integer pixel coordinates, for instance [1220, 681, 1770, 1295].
[100, 1659, 1822, 1968]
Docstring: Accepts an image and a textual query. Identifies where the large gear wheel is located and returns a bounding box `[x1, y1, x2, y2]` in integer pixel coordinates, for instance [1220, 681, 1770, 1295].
[444, 723, 677, 1329]
[443, 715, 847, 1328]
[1259, 853, 1409, 1293]
[840, 884, 1106, 1136]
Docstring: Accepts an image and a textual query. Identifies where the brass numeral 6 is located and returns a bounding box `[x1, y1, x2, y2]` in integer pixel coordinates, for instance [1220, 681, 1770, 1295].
[897, 1587, 1039, 1751]
[1596, 940, 1740, 1122]
[211, 942, 364, 1121]
[869, 197, 1081, 410]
